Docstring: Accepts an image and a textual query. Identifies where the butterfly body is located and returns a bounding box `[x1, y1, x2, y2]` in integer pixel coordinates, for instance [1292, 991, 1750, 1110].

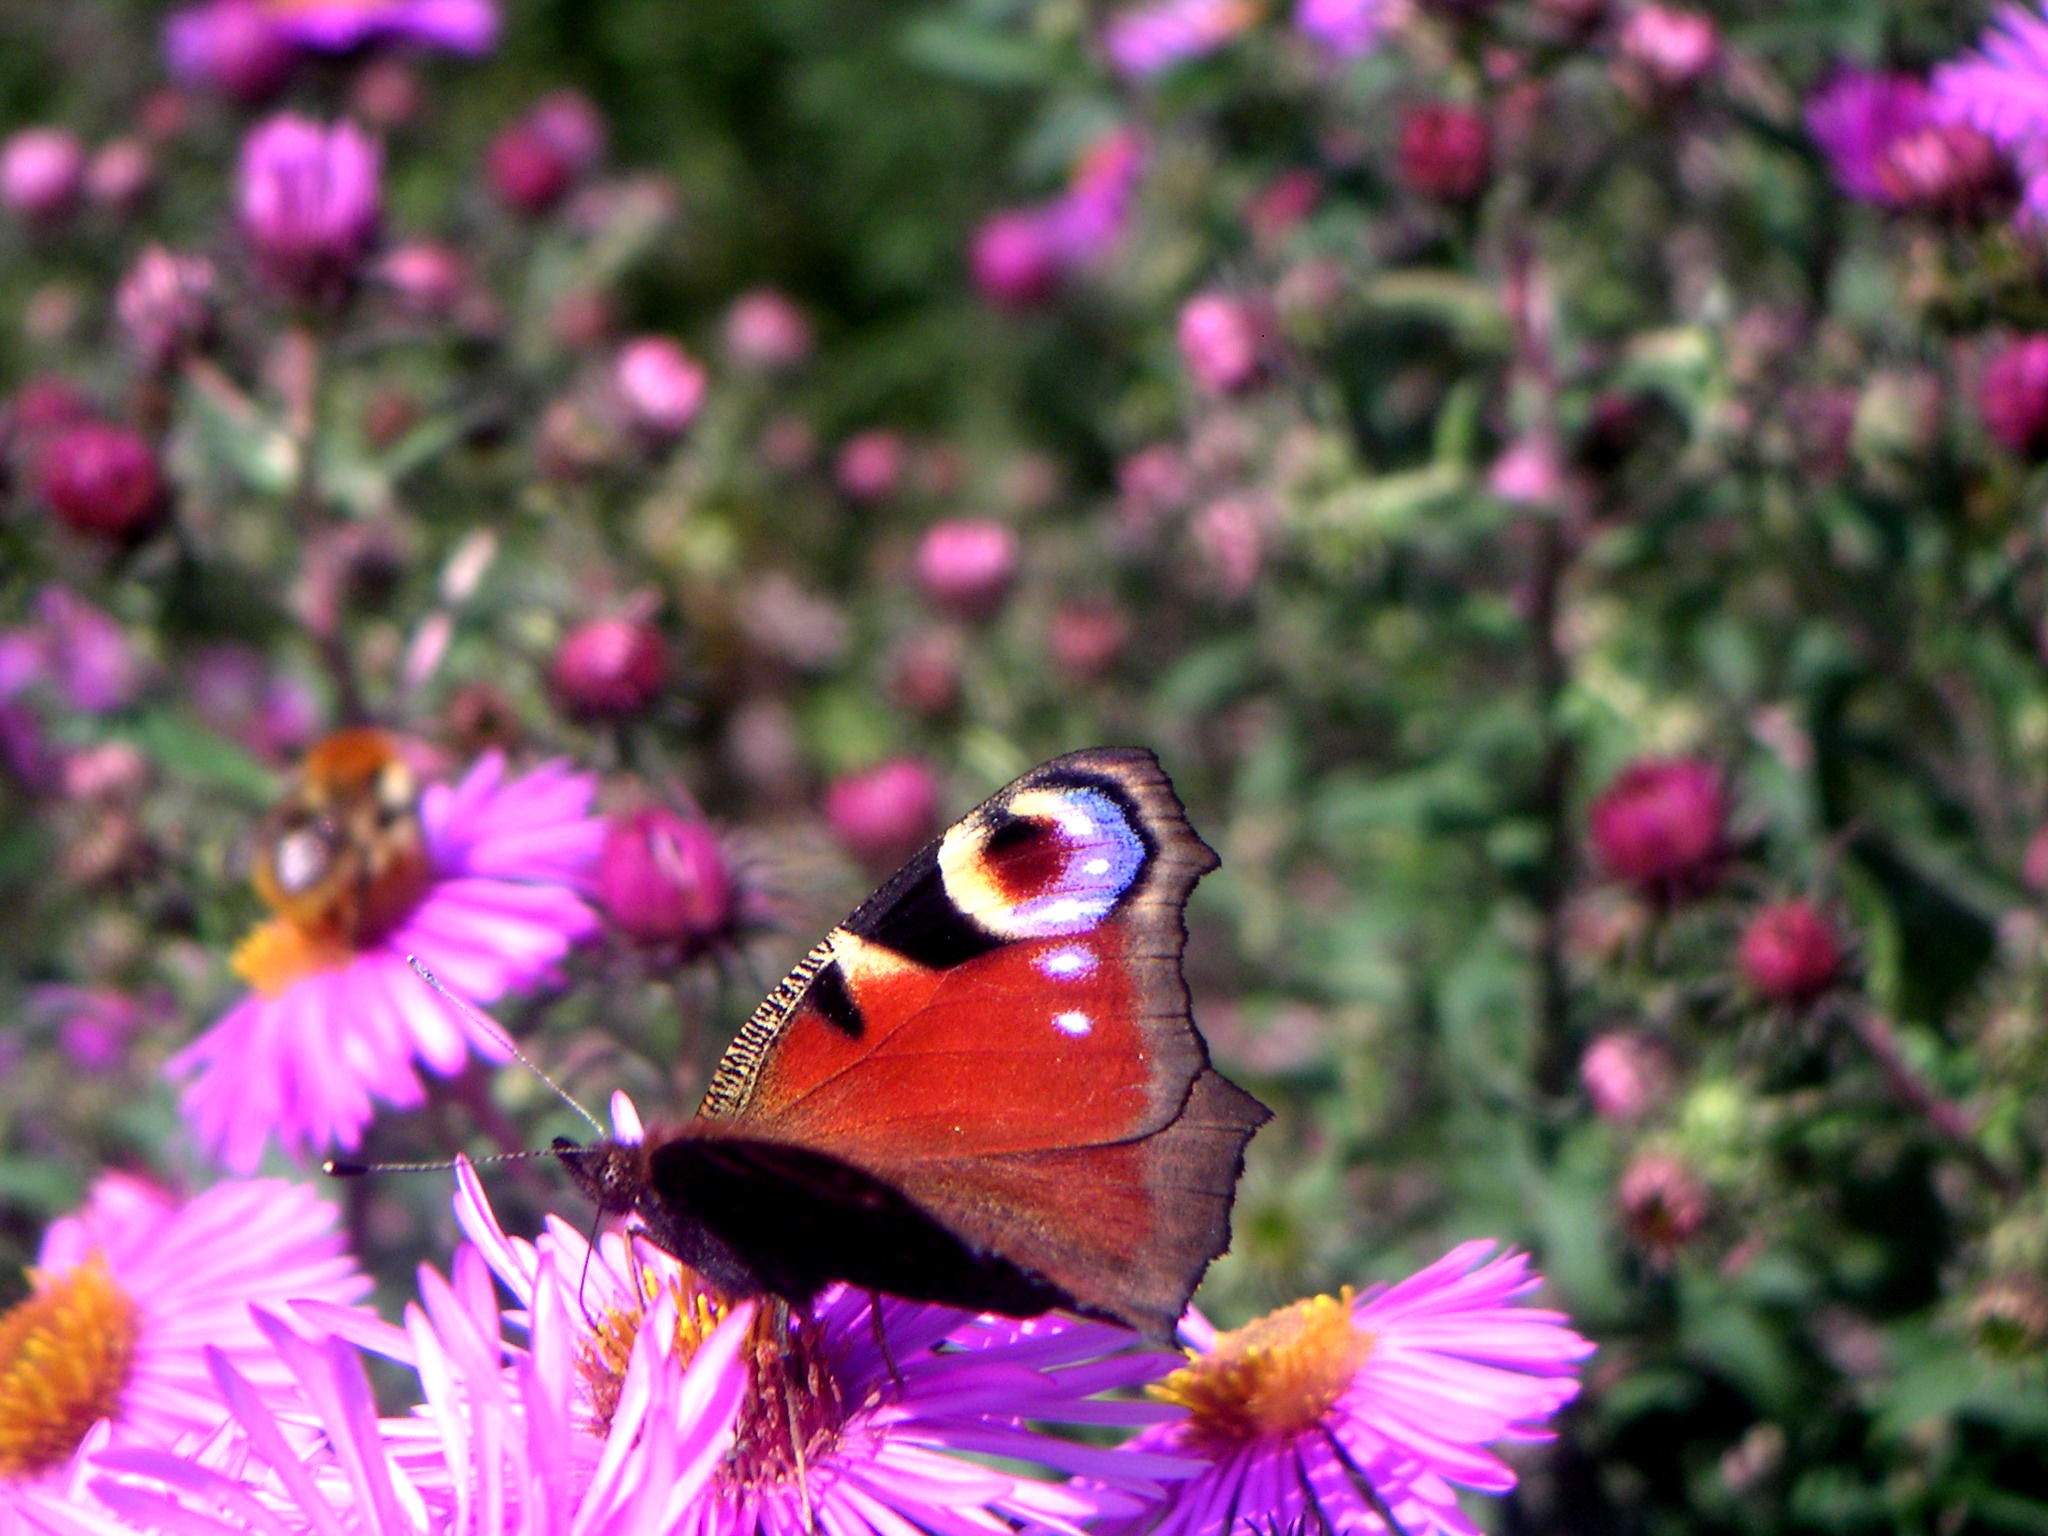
[559, 748, 1269, 1340]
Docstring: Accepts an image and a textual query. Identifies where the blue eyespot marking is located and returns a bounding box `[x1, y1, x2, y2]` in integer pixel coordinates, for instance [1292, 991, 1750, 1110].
[1004, 787, 1146, 937]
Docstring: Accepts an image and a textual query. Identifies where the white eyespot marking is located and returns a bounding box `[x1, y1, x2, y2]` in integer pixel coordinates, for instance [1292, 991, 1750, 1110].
[1054, 1010, 1093, 1037]
[1037, 946, 1097, 980]
[1083, 856, 1111, 876]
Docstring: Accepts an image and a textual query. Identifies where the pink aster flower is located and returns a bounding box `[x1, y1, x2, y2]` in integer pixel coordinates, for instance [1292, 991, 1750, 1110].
[1100, 1243, 1592, 1536]
[167, 732, 603, 1173]
[1933, 3, 2048, 218]
[1104, 0, 1259, 78]
[1295, 0, 1397, 60]
[0, 1171, 370, 1512]
[326, 1096, 1177, 1535]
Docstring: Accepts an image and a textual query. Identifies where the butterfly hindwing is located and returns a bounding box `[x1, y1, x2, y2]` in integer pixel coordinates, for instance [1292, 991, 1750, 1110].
[677, 747, 1269, 1338]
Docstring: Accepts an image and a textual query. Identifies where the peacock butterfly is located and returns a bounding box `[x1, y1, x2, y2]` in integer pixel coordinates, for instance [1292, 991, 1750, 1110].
[556, 747, 1269, 1341]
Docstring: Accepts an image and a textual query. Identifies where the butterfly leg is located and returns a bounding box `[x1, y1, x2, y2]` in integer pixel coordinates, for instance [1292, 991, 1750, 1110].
[865, 1290, 904, 1393]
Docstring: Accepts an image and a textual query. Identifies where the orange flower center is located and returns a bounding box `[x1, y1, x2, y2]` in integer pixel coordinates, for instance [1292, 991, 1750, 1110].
[1153, 1291, 1371, 1453]
[0, 1254, 140, 1481]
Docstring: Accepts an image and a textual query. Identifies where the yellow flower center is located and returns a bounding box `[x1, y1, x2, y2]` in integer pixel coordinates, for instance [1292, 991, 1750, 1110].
[1153, 1291, 1371, 1453]
[0, 1254, 141, 1481]
[572, 1259, 846, 1485]
[230, 916, 357, 997]
[576, 1267, 729, 1436]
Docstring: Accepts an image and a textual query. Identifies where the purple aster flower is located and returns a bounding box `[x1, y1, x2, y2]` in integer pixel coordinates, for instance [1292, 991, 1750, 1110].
[0, 1171, 370, 1511]
[1104, 0, 1259, 78]
[1295, 0, 1397, 60]
[167, 0, 496, 85]
[1806, 68, 1933, 203]
[167, 733, 603, 1173]
[1096, 1243, 1593, 1536]
[237, 115, 382, 308]
[337, 1097, 1180, 1534]
[1934, 3, 2048, 218]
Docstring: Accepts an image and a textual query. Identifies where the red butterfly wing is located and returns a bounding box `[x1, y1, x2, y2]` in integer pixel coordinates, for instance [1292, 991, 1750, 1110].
[675, 747, 1268, 1337]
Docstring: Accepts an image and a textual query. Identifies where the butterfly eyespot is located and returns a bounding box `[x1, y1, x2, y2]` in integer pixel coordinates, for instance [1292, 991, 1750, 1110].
[940, 785, 1147, 940]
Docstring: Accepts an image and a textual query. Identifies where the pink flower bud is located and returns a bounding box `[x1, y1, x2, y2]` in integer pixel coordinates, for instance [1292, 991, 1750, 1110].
[1, 128, 85, 223]
[87, 139, 154, 217]
[825, 758, 941, 865]
[1737, 899, 1843, 1007]
[1618, 1149, 1709, 1260]
[1618, 4, 1719, 93]
[238, 115, 381, 307]
[914, 518, 1020, 620]
[1048, 599, 1131, 681]
[36, 422, 167, 544]
[117, 246, 215, 371]
[835, 430, 907, 503]
[723, 288, 813, 372]
[1579, 1030, 1673, 1124]
[377, 243, 469, 319]
[1588, 756, 1729, 899]
[1978, 336, 2048, 458]
[598, 806, 735, 952]
[1177, 291, 1267, 394]
[1397, 103, 1493, 203]
[970, 210, 1063, 311]
[1878, 124, 2017, 221]
[551, 615, 668, 720]
[613, 337, 709, 438]
[528, 91, 606, 173]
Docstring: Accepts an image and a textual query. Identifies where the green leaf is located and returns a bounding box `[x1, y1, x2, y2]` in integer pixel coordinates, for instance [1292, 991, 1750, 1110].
[899, 17, 1058, 87]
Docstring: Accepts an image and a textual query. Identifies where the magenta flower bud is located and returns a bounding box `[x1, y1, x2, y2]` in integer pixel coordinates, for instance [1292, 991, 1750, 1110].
[825, 758, 941, 866]
[1618, 4, 1719, 93]
[834, 430, 907, 503]
[1, 128, 85, 223]
[1048, 598, 1131, 681]
[1579, 1030, 1673, 1124]
[36, 422, 167, 544]
[377, 242, 468, 319]
[86, 139, 154, 217]
[1737, 899, 1843, 1007]
[1588, 756, 1729, 900]
[724, 288, 813, 372]
[238, 116, 382, 307]
[1195, 493, 1269, 599]
[613, 337, 709, 439]
[165, 0, 295, 104]
[1879, 123, 2017, 221]
[117, 246, 216, 372]
[598, 806, 735, 952]
[551, 614, 668, 720]
[1397, 103, 1493, 203]
[970, 210, 1063, 311]
[1978, 336, 2048, 457]
[1617, 1150, 1709, 1261]
[486, 121, 574, 216]
[1488, 437, 1564, 507]
[914, 518, 1021, 621]
[1178, 292, 1267, 395]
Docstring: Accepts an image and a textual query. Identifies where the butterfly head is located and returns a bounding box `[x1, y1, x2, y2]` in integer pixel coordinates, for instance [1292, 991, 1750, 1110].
[552, 1135, 652, 1218]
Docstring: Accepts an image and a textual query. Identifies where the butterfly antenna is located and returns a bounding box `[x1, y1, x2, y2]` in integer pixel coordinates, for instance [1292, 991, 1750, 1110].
[406, 955, 603, 1135]
[323, 1148, 554, 1178]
